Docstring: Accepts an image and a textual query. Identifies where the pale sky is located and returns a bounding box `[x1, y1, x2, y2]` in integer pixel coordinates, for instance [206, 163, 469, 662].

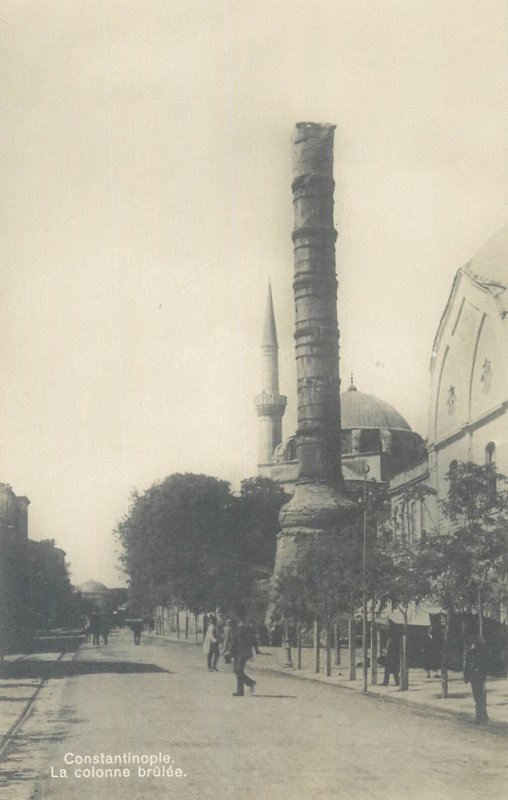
[1, 0, 507, 586]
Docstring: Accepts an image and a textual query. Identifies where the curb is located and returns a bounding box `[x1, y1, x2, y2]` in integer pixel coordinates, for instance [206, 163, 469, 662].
[249, 662, 508, 733]
[0, 651, 70, 760]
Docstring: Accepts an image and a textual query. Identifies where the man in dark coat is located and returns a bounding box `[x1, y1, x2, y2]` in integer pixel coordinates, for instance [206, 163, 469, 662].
[231, 608, 256, 696]
[131, 620, 143, 646]
[464, 637, 489, 724]
[382, 631, 400, 686]
[90, 613, 101, 647]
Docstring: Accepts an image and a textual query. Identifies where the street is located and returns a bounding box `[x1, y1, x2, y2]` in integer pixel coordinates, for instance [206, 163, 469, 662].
[1, 630, 506, 800]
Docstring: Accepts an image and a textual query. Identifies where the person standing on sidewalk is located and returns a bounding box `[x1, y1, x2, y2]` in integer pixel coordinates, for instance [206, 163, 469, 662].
[222, 619, 232, 664]
[203, 614, 220, 671]
[231, 608, 256, 696]
[464, 637, 489, 724]
[382, 631, 400, 686]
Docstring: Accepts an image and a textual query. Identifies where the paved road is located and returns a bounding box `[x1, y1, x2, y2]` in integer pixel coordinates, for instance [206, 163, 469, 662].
[1, 630, 506, 800]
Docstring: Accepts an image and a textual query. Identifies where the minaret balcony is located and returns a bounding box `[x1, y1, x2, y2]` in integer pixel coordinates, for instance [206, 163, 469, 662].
[255, 393, 287, 418]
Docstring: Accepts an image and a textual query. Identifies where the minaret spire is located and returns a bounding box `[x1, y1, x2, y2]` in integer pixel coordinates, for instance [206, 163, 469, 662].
[255, 284, 287, 466]
[262, 283, 278, 349]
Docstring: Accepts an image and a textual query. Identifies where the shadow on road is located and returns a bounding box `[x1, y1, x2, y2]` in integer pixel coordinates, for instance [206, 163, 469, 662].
[251, 694, 297, 699]
[0, 766, 41, 787]
[0, 661, 170, 680]
[0, 695, 35, 702]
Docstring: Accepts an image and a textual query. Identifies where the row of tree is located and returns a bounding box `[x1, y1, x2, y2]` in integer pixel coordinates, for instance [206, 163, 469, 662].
[274, 461, 508, 694]
[116, 463, 508, 696]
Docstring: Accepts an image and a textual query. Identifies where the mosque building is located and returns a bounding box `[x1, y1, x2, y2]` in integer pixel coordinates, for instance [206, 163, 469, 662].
[256, 222, 508, 548]
[390, 224, 508, 548]
[255, 285, 425, 494]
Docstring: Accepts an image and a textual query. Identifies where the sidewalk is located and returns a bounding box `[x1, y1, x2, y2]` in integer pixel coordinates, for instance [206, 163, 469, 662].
[148, 631, 508, 729]
[0, 650, 74, 753]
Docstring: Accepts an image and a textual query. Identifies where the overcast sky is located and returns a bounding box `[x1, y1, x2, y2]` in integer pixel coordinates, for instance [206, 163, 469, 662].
[1, 0, 507, 586]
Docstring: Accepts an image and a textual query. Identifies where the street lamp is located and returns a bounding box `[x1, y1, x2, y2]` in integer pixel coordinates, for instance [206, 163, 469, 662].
[362, 463, 370, 693]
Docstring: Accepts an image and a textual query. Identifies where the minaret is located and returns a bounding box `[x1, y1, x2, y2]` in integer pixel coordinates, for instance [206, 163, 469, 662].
[255, 285, 287, 466]
[273, 122, 355, 576]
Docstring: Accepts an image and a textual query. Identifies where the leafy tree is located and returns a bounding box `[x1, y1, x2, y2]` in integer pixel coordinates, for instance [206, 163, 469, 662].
[116, 473, 236, 616]
[272, 525, 364, 673]
[380, 538, 433, 690]
[420, 461, 508, 695]
[351, 480, 435, 690]
[234, 477, 290, 574]
[440, 461, 508, 636]
[115, 473, 288, 620]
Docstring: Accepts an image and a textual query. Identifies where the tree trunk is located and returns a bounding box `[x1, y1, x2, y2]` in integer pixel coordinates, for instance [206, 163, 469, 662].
[334, 620, 340, 666]
[370, 602, 378, 685]
[326, 620, 332, 676]
[314, 617, 320, 673]
[176, 604, 180, 639]
[348, 616, 356, 681]
[400, 615, 409, 691]
[441, 611, 450, 699]
[194, 614, 199, 642]
[297, 622, 302, 670]
[460, 616, 468, 678]
[185, 609, 189, 640]
[478, 589, 484, 640]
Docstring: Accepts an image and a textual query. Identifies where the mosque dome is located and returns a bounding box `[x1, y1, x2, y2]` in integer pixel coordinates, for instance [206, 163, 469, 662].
[78, 580, 109, 594]
[464, 224, 508, 287]
[340, 384, 412, 431]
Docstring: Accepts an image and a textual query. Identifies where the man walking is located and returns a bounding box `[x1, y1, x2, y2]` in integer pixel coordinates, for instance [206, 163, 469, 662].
[231, 608, 256, 697]
[131, 619, 143, 646]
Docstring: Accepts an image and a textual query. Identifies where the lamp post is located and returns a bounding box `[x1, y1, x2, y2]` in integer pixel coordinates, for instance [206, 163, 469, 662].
[362, 463, 370, 693]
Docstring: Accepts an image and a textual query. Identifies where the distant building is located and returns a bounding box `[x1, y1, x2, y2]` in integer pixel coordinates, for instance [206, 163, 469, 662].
[78, 580, 111, 612]
[0, 484, 32, 653]
[0, 482, 78, 652]
[28, 539, 71, 631]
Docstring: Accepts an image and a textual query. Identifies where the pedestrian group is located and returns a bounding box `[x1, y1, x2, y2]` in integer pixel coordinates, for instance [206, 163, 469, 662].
[202, 608, 258, 696]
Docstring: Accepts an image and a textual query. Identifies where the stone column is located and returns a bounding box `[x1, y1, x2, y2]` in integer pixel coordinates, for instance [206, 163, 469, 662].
[273, 122, 355, 575]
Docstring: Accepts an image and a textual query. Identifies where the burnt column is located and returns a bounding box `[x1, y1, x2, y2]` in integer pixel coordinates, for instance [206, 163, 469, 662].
[292, 122, 343, 483]
[273, 123, 355, 576]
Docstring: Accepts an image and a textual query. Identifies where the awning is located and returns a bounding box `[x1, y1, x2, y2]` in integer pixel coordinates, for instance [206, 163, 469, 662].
[355, 600, 443, 627]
